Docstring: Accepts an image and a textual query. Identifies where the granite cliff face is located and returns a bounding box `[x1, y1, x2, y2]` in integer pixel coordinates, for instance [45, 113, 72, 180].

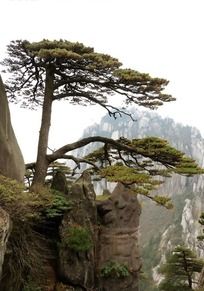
[46, 172, 141, 291]
[58, 172, 97, 290]
[76, 107, 204, 290]
[0, 76, 25, 181]
[0, 76, 24, 280]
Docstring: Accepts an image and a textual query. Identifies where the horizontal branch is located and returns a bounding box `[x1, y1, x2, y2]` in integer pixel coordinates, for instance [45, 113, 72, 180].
[46, 136, 136, 163]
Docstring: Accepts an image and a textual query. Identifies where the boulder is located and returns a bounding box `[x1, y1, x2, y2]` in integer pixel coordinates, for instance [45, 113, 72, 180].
[51, 170, 68, 194]
[0, 76, 25, 181]
[0, 207, 11, 279]
[97, 183, 142, 291]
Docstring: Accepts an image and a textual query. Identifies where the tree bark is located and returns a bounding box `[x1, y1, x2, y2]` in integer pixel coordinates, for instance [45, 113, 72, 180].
[198, 266, 204, 288]
[31, 66, 54, 191]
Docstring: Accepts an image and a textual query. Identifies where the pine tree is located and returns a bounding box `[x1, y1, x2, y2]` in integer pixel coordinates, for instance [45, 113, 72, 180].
[198, 213, 204, 241]
[158, 246, 204, 291]
[1, 39, 203, 195]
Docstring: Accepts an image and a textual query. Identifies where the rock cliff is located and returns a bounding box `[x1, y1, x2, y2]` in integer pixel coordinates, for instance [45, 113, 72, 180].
[58, 171, 97, 290]
[97, 183, 141, 291]
[0, 75, 25, 181]
[0, 76, 24, 280]
[57, 173, 141, 290]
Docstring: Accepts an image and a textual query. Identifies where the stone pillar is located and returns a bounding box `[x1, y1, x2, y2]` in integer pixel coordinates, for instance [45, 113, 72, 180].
[58, 172, 97, 290]
[97, 183, 142, 291]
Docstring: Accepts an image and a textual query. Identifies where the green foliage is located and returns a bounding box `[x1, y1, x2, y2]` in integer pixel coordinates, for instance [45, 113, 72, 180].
[25, 161, 72, 188]
[43, 190, 72, 218]
[96, 193, 111, 201]
[199, 213, 204, 227]
[130, 137, 204, 175]
[0, 174, 25, 196]
[62, 225, 93, 252]
[0, 175, 71, 221]
[25, 39, 93, 54]
[86, 136, 204, 208]
[2, 39, 173, 110]
[198, 235, 204, 241]
[55, 283, 72, 291]
[22, 282, 42, 291]
[175, 156, 204, 175]
[113, 69, 152, 83]
[0, 174, 35, 220]
[99, 164, 173, 208]
[158, 246, 204, 290]
[100, 163, 155, 185]
[99, 163, 173, 209]
[159, 281, 192, 291]
[100, 261, 130, 278]
[197, 213, 204, 251]
[153, 195, 173, 209]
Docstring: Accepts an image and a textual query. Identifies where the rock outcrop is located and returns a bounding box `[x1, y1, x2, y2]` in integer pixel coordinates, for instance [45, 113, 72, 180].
[0, 208, 11, 279]
[0, 76, 24, 281]
[58, 175, 141, 291]
[58, 171, 97, 290]
[0, 169, 142, 290]
[0, 76, 24, 181]
[97, 183, 142, 291]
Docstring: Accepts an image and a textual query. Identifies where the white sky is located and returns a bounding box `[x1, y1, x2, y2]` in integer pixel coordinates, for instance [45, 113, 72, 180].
[1, 0, 204, 162]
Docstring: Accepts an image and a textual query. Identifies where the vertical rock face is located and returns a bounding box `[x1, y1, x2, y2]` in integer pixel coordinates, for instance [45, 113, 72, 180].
[0, 208, 11, 279]
[0, 76, 24, 281]
[58, 172, 97, 290]
[58, 176, 142, 291]
[97, 183, 142, 291]
[0, 76, 25, 181]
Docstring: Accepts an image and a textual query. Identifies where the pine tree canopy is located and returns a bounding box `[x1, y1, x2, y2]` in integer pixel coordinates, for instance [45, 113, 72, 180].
[81, 136, 204, 207]
[1, 39, 174, 114]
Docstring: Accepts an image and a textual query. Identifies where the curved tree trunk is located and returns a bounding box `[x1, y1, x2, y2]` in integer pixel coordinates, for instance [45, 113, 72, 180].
[31, 67, 54, 191]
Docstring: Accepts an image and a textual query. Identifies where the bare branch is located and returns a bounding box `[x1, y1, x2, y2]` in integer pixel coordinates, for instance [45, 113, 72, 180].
[60, 154, 100, 171]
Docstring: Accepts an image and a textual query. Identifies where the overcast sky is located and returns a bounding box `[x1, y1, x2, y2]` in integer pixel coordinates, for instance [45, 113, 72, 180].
[1, 0, 204, 162]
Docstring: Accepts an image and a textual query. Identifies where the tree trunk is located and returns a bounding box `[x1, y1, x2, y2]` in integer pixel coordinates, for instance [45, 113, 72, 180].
[183, 250, 193, 289]
[198, 266, 204, 289]
[31, 66, 54, 191]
